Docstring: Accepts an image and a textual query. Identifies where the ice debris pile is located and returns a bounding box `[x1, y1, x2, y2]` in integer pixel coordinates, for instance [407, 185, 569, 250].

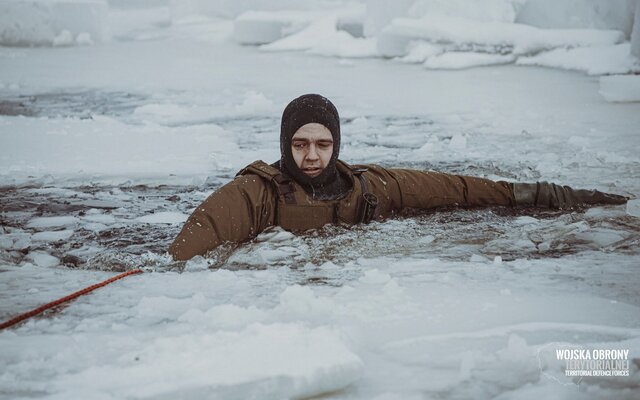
[2, 0, 638, 73]
[2, 1, 639, 99]
[223, 0, 640, 102]
[222, 0, 640, 75]
[0, 0, 109, 46]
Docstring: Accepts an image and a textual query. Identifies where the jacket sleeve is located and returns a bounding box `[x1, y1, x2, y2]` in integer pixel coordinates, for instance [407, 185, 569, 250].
[512, 182, 628, 209]
[385, 168, 515, 209]
[169, 175, 276, 261]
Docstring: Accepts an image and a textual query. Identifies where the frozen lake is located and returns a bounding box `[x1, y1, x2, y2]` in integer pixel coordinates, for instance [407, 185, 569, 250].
[1, 9, 640, 400]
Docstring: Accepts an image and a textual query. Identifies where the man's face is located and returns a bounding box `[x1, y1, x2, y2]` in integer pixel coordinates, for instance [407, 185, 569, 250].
[291, 123, 334, 178]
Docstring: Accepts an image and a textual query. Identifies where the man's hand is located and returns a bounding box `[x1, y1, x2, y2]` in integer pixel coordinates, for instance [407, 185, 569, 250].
[512, 182, 628, 209]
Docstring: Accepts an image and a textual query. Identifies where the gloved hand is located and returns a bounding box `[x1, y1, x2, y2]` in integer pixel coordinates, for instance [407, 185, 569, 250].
[511, 182, 628, 209]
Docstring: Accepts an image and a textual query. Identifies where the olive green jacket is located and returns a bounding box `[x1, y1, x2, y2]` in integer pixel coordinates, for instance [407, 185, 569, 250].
[169, 160, 515, 260]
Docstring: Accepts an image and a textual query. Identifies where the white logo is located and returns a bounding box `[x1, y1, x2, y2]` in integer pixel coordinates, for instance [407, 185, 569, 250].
[537, 343, 630, 385]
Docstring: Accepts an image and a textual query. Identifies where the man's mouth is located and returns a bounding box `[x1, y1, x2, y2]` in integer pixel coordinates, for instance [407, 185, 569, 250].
[302, 167, 322, 177]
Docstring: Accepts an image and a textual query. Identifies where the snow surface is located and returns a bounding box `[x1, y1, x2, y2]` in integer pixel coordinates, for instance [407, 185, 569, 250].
[1, 3, 640, 400]
[600, 75, 640, 103]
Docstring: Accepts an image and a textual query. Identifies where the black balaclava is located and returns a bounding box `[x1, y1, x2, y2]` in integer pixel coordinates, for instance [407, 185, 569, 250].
[278, 94, 349, 199]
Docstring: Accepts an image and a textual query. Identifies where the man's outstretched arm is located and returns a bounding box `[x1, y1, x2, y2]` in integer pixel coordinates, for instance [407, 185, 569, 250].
[169, 175, 275, 261]
[385, 168, 516, 209]
[385, 168, 627, 210]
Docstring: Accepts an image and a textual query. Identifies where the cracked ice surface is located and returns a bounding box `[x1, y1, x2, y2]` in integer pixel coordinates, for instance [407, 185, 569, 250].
[1, 8, 639, 400]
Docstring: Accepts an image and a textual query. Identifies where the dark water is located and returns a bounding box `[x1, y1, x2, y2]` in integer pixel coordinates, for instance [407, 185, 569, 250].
[0, 90, 637, 276]
[1, 182, 638, 275]
[0, 90, 148, 119]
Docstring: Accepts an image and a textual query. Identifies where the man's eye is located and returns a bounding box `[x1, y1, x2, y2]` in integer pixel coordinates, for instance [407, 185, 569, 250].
[294, 143, 306, 150]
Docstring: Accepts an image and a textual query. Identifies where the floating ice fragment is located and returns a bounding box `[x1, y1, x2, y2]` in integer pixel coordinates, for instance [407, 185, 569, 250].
[234, 91, 276, 114]
[448, 134, 467, 150]
[573, 230, 624, 247]
[32, 230, 74, 242]
[53, 30, 74, 47]
[184, 256, 209, 272]
[76, 32, 93, 45]
[276, 285, 335, 318]
[627, 199, 640, 217]
[382, 279, 404, 297]
[359, 269, 392, 285]
[82, 222, 108, 232]
[179, 303, 267, 330]
[135, 212, 188, 224]
[502, 334, 531, 361]
[81, 213, 116, 224]
[459, 352, 475, 381]
[25, 251, 59, 267]
[256, 248, 297, 264]
[538, 241, 551, 251]
[319, 261, 339, 270]
[418, 234, 435, 244]
[27, 216, 80, 228]
[0, 235, 14, 249]
[207, 268, 238, 283]
[513, 216, 539, 225]
[256, 227, 295, 243]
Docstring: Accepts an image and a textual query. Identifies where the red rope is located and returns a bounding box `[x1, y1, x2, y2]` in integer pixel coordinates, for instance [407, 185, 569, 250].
[0, 269, 143, 330]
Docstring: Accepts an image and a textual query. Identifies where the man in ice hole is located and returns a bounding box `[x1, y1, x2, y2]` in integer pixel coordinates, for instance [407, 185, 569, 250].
[169, 94, 627, 261]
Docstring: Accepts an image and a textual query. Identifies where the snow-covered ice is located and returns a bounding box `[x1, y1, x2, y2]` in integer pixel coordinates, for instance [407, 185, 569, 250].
[424, 52, 515, 70]
[1, 2, 639, 399]
[517, 43, 639, 76]
[378, 14, 624, 58]
[599, 74, 640, 103]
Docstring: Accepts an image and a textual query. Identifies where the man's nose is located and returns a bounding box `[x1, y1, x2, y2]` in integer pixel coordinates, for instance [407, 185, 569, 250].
[306, 144, 319, 160]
